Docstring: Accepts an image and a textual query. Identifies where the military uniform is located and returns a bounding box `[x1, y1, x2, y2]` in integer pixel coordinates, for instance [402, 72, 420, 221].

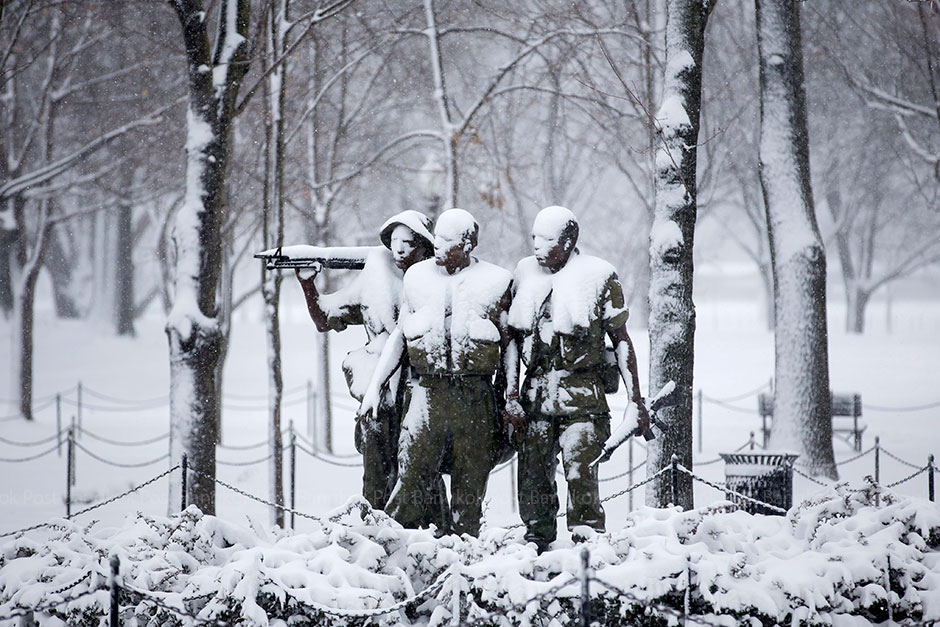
[386, 257, 512, 536]
[318, 247, 407, 509]
[508, 252, 628, 549]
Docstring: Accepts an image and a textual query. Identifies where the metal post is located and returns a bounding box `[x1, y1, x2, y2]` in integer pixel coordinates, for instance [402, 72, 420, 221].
[181, 453, 188, 511]
[56, 394, 62, 457]
[70, 415, 77, 485]
[886, 555, 893, 623]
[579, 547, 590, 627]
[696, 389, 703, 453]
[109, 554, 121, 627]
[874, 436, 881, 507]
[307, 379, 314, 440]
[628, 437, 634, 512]
[749, 431, 755, 451]
[66, 427, 74, 518]
[684, 556, 692, 625]
[929, 455, 935, 502]
[671, 454, 679, 507]
[77, 381, 83, 438]
[290, 421, 297, 530]
[510, 456, 518, 514]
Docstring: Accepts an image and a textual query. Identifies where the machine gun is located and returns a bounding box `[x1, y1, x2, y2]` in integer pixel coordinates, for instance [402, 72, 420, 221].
[255, 245, 384, 272]
[590, 381, 680, 468]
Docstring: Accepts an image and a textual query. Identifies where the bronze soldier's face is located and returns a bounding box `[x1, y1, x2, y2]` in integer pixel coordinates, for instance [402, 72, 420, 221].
[390, 224, 426, 270]
[532, 225, 571, 273]
[433, 231, 470, 271]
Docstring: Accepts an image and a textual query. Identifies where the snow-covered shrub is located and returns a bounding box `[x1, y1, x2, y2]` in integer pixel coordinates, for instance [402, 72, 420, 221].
[1, 486, 938, 626]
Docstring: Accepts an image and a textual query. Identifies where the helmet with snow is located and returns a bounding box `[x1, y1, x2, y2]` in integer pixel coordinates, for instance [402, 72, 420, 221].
[379, 210, 434, 250]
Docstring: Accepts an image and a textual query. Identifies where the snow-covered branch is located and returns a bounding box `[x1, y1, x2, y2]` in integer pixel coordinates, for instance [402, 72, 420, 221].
[0, 98, 184, 200]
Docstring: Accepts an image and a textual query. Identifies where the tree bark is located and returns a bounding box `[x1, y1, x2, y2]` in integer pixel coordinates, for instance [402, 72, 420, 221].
[646, 0, 710, 510]
[262, 0, 287, 528]
[114, 204, 135, 336]
[167, 0, 250, 515]
[756, 0, 836, 478]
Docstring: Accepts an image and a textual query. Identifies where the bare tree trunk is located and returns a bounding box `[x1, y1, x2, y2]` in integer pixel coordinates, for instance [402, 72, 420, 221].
[114, 204, 135, 336]
[167, 0, 250, 515]
[9, 205, 52, 422]
[423, 0, 458, 209]
[759, 259, 775, 331]
[756, 0, 836, 478]
[42, 226, 81, 319]
[646, 0, 711, 510]
[262, 0, 287, 527]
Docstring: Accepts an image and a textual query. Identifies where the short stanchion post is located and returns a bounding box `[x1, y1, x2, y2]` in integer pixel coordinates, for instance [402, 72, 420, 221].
[874, 436, 881, 506]
[70, 415, 77, 485]
[684, 556, 692, 625]
[886, 555, 894, 623]
[306, 379, 314, 440]
[56, 394, 62, 457]
[510, 456, 518, 514]
[579, 547, 590, 627]
[290, 421, 297, 530]
[696, 389, 703, 453]
[671, 454, 679, 507]
[109, 554, 121, 627]
[929, 455, 935, 502]
[181, 453, 188, 511]
[77, 381, 83, 438]
[66, 427, 74, 518]
[749, 431, 756, 451]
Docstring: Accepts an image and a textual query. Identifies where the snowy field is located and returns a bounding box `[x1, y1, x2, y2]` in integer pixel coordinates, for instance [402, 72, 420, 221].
[2, 282, 940, 624]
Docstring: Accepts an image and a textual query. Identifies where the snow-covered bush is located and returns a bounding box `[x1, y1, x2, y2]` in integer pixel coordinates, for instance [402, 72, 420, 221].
[1, 485, 938, 626]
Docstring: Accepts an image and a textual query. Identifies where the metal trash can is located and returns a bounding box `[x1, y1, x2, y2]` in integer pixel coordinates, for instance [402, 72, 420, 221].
[719, 451, 799, 515]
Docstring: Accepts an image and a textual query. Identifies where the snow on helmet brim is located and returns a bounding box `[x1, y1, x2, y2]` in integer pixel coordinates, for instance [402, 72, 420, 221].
[379, 210, 435, 249]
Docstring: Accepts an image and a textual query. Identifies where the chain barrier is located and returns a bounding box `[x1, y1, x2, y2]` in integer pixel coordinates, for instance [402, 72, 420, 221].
[865, 399, 940, 412]
[591, 576, 724, 627]
[600, 464, 673, 506]
[881, 447, 925, 470]
[74, 440, 170, 468]
[598, 457, 647, 482]
[217, 438, 268, 450]
[834, 444, 876, 466]
[0, 587, 100, 622]
[698, 397, 757, 414]
[0, 397, 57, 421]
[45, 570, 94, 596]
[677, 463, 788, 514]
[0, 441, 61, 463]
[60, 396, 165, 412]
[885, 465, 930, 489]
[295, 441, 364, 467]
[223, 382, 308, 401]
[216, 448, 284, 467]
[121, 583, 233, 626]
[82, 428, 170, 447]
[692, 439, 752, 466]
[791, 465, 832, 488]
[0, 431, 61, 447]
[82, 386, 169, 406]
[187, 466, 326, 524]
[701, 381, 771, 404]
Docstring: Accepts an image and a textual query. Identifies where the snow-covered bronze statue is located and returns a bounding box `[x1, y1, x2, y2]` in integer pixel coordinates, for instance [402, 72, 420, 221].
[360, 208, 521, 536]
[506, 205, 651, 552]
[293, 210, 442, 511]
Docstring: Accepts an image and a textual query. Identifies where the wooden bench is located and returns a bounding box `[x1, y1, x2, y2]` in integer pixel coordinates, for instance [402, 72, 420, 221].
[758, 392, 866, 451]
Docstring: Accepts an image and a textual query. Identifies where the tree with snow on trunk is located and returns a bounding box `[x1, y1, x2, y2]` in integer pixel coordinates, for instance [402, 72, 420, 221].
[756, 0, 836, 478]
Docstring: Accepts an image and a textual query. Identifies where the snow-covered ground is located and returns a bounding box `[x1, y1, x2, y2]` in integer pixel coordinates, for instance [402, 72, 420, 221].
[1, 284, 939, 624]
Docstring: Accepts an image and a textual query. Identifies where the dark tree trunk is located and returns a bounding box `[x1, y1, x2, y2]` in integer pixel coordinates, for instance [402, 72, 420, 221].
[756, 0, 836, 478]
[114, 204, 135, 336]
[646, 0, 711, 510]
[43, 227, 81, 319]
[167, 0, 250, 515]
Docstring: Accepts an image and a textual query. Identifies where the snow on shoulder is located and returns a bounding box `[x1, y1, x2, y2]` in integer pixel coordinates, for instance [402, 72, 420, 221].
[509, 252, 623, 335]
